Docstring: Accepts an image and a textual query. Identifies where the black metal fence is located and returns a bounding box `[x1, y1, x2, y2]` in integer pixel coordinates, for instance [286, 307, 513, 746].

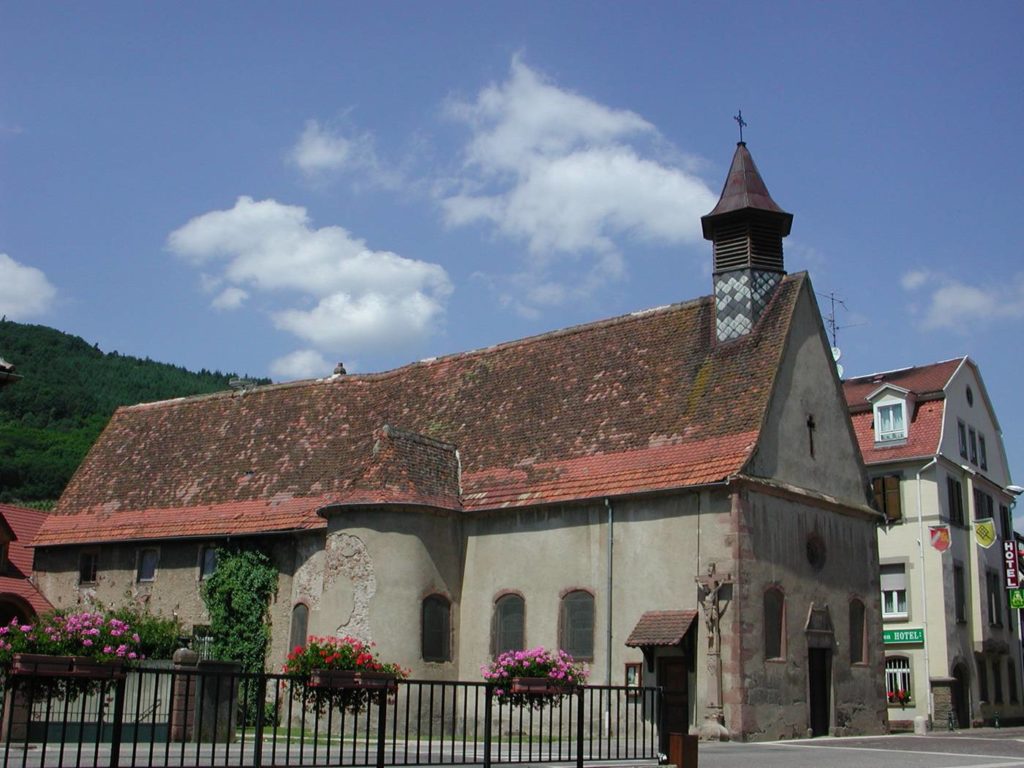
[0, 667, 663, 768]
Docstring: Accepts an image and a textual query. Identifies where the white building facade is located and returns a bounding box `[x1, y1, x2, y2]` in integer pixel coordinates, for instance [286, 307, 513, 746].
[845, 357, 1022, 728]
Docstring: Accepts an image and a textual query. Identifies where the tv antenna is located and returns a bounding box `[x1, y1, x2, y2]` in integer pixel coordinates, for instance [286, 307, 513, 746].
[818, 291, 865, 379]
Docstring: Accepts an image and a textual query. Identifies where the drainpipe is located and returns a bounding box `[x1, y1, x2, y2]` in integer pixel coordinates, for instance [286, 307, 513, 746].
[604, 497, 614, 733]
[916, 457, 938, 724]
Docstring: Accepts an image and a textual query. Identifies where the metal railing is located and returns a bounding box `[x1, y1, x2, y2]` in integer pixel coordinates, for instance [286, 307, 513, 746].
[0, 667, 663, 768]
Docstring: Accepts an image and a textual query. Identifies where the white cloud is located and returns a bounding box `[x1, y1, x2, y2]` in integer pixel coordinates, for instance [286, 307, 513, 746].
[287, 119, 402, 189]
[900, 269, 930, 291]
[168, 196, 452, 354]
[270, 349, 331, 381]
[902, 269, 1024, 331]
[211, 286, 248, 310]
[0, 253, 56, 319]
[442, 56, 716, 313]
[289, 120, 364, 176]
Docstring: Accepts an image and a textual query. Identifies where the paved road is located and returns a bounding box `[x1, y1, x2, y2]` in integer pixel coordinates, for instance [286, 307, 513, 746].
[4, 729, 1024, 767]
[695, 727, 1024, 768]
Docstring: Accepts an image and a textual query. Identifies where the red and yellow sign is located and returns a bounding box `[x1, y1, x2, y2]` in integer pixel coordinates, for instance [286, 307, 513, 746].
[929, 525, 951, 553]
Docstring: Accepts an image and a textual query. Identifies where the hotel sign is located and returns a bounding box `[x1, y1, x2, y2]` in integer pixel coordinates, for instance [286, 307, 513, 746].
[882, 628, 924, 645]
[1007, 540, 1022, 589]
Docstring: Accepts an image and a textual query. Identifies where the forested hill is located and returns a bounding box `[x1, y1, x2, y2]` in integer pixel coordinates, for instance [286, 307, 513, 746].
[0, 319, 269, 505]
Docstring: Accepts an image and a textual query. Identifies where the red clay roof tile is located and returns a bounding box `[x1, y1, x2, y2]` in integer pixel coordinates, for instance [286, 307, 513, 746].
[38, 275, 806, 545]
[0, 504, 53, 615]
[626, 610, 698, 647]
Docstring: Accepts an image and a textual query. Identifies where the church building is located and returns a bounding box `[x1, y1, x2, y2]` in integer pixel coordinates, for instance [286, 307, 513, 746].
[31, 142, 888, 741]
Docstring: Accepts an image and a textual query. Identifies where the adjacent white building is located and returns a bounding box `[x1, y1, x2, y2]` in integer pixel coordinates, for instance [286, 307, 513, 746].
[845, 357, 1022, 728]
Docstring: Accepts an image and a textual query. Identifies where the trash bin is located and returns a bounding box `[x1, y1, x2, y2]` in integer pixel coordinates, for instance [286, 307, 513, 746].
[668, 732, 698, 767]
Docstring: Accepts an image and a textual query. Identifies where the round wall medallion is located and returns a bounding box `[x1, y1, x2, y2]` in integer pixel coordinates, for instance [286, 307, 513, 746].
[806, 534, 827, 572]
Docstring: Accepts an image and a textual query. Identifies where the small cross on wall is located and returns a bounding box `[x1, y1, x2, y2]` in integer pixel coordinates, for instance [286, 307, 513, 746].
[806, 414, 816, 458]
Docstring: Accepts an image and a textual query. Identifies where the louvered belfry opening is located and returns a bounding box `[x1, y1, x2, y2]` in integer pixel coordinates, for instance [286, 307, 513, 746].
[711, 212, 785, 274]
[701, 142, 793, 342]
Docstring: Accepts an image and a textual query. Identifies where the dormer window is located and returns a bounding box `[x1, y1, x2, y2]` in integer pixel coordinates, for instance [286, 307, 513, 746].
[876, 402, 907, 442]
[866, 385, 914, 446]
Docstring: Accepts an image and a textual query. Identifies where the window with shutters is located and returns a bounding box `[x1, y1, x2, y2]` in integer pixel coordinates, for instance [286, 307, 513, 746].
[559, 590, 595, 660]
[974, 488, 994, 521]
[958, 421, 969, 459]
[947, 476, 965, 526]
[880, 563, 908, 619]
[872, 475, 902, 522]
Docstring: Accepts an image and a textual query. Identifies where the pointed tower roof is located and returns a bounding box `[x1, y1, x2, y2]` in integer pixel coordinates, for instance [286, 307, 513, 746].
[701, 142, 792, 239]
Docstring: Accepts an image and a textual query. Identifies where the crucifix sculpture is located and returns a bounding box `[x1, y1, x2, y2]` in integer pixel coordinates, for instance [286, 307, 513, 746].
[696, 562, 733, 735]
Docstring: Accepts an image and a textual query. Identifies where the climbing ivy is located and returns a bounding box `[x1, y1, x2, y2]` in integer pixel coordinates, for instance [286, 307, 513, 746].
[200, 548, 279, 673]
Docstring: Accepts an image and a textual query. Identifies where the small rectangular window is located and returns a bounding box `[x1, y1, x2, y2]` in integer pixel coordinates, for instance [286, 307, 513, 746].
[977, 656, 989, 703]
[958, 421, 968, 458]
[978, 435, 988, 470]
[994, 658, 1005, 704]
[999, 505, 1012, 540]
[974, 488, 994, 521]
[78, 550, 99, 585]
[200, 547, 218, 579]
[947, 477, 965, 526]
[1010, 660, 1020, 704]
[953, 563, 967, 624]
[875, 403, 907, 442]
[137, 548, 159, 583]
[880, 563, 908, 619]
[885, 657, 912, 705]
[986, 571, 1002, 626]
[969, 428, 978, 464]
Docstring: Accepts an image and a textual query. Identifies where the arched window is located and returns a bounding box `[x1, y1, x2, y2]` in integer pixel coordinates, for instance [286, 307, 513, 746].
[886, 656, 912, 705]
[492, 593, 525, 656]
[422, 595, 452, 662]
[559, 590, 595, 660]
[289, 603, 309, 653]
[849, 598, 866, 665]
[764, 587, 785, 660]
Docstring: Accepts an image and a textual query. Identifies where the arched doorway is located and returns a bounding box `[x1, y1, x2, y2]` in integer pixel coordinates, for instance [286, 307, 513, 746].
[951, 663, 970, 729]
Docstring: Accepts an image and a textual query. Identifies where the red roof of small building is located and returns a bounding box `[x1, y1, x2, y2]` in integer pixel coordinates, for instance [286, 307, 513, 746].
[842, 358, 963, 465]
[625, 610, 698, 647]
[36, 274, 807, 546]
[0, 504, 53, 616]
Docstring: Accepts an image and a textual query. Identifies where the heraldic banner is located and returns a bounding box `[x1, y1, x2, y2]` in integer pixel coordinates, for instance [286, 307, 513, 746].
[974, 518, 996, 549]
[929, 525, 951, 552]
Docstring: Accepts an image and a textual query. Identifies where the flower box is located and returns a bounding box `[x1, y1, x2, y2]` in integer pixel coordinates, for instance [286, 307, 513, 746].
[70, 657, 127, 680]
[11, 653, 74, 677]
[511, 676, 577, 695]
[309, 669, 397, 691]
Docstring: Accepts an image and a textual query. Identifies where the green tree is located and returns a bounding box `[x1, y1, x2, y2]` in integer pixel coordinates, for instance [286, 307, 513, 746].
[200, 548, 278, 674]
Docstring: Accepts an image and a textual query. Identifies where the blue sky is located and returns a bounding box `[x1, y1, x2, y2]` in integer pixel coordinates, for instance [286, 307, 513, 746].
[2, 2, 1023, 482]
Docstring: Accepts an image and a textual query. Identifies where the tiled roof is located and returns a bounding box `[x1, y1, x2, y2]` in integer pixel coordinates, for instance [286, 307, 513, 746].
[0, 504, 53, 615]
[842, 358, 962, 409]
[843, 359, 961, 465]
[625, 610, 698, 647]
[848, 401, 944, 465]
[37, 275, 806, 545]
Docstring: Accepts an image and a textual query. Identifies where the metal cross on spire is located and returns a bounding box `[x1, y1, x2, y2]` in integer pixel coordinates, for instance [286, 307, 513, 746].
[734, 110, 747, 143]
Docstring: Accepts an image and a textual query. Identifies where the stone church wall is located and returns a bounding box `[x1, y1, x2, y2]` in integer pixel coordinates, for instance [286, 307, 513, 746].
[727, 489, 887, 740]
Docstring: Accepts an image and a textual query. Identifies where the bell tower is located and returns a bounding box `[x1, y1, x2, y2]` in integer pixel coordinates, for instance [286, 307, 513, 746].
[701, 142, 793, 342]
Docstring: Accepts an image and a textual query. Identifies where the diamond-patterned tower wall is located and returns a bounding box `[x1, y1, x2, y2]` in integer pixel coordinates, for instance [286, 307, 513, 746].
[714, 269, 782, 342]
